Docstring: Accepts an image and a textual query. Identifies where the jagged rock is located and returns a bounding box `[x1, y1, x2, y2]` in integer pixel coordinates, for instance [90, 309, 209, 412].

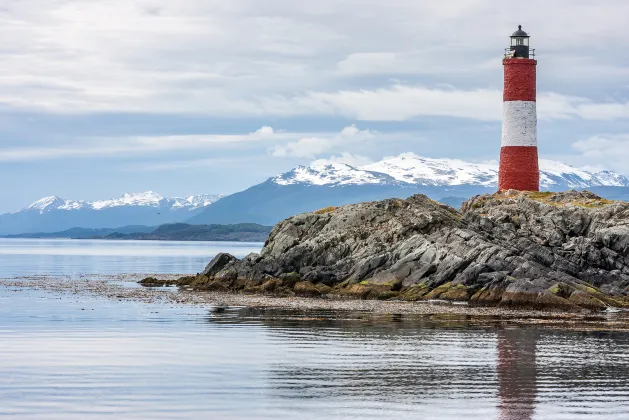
[182, 191, 629, 310]
[202, 253, 238, 276]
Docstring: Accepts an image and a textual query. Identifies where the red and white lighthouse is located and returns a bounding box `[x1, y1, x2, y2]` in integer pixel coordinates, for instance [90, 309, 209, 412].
[498, 25, 539, 191]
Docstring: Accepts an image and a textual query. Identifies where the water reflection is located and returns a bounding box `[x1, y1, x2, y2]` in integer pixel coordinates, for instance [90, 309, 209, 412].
[497, 329, 537, 420]
[208, 309, 629, 419]
[2, 289, 629, 420]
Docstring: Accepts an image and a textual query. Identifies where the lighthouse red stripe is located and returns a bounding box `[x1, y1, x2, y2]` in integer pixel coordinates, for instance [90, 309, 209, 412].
[498, 146, 540, 191]
[503, 59, 537, 102]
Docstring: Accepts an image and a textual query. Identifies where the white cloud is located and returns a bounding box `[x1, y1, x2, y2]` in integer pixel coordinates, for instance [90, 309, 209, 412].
[311, 153, 374, 167]
[270, 125, 374, 158]
[570, 134, 629, 173]
[271, 137, 333, 158]
[306, 86, 502, 121]
[0, 128, 299, 162]
[573, 134, 629, 158]
[253, 126, 275, 137]
[0, 126, 375, 162]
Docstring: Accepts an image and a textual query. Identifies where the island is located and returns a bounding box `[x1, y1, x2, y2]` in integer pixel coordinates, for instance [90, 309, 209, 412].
[145, 190, 629, 311]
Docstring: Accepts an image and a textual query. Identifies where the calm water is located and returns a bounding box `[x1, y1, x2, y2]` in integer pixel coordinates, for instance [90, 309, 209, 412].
[1, 239, 629, 419]
[0, 238, 263, 277]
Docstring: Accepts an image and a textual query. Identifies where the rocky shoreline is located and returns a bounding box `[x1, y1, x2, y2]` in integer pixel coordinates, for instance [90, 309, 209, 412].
[154, 190, 629, 311]
[3, 275, 629, 332]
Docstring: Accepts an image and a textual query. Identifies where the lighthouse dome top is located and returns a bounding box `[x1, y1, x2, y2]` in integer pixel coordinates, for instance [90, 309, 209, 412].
[511, 25, 529, 38]
[506, 25, 534, 58]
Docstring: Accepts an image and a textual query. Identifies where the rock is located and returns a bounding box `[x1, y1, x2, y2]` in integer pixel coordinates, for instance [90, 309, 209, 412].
[293, 281, 321, 297]
[302, 270, 337, 286]
[180, 191, 629, 311]
[314, 283, 333, 295]
[440, 285, 473, 301]
[261, 278, 281, 292]
[278, 272, 301, 288]
[568, 290, 607, 310]
[500, 280, 575, 309]
[138, 277, 178, 287]
[202, 253, 238, 276]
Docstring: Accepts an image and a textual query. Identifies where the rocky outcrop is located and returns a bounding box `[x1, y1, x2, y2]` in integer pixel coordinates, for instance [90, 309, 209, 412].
[161, 191, 629, 311]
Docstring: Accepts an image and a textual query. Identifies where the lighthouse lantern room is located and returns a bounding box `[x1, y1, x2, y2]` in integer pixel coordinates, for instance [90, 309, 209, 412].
[509, 25, 532, 58]
[498, 25, 539, 192]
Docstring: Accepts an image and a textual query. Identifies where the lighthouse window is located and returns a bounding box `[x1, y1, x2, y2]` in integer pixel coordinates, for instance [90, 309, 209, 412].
[512, 38, 529, 47]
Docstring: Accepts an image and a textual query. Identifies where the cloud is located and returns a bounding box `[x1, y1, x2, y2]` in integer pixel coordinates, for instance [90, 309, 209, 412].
[1, 0, 629, 121]
[0, 125, 376, 162]
[311, 152, 374, 167]
[573, 134, 629, 158]
[336, 47, 496, 76]
[537, 93, 629, 121]
[253, 126, 275, 136]
[270, 125, 374, 158]
[569, 134, 629, 173]
[0, 126, 289, 162]
[271, 137, 334, 158]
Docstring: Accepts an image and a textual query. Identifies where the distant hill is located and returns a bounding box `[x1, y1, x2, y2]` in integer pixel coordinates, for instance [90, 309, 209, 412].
[99, 223, 271, 242]
[4, 223, 272, 242]
[3, 225, 154, 239]
[188, 153, 629, 226]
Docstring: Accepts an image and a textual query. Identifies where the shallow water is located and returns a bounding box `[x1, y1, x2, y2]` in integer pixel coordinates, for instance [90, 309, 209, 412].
[1, 239, 629, 419]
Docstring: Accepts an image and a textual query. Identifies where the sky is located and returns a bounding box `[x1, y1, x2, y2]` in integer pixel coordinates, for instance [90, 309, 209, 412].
[1, 0, 629, 212]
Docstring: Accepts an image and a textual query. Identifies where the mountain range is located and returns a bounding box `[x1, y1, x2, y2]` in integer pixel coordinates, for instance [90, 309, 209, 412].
[188, 153, 629, 226]
[3, 153, 629, 235]
[0, 192, 223, 235]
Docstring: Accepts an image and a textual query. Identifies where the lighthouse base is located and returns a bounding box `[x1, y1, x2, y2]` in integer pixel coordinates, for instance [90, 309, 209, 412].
[498, 146, 539, 191]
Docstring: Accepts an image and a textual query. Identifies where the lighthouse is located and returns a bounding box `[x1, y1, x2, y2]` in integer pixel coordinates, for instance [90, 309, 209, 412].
[498, 25, 539, 191]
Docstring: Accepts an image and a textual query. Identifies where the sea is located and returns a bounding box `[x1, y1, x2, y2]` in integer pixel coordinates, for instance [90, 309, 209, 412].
[1, 238, 629, 420]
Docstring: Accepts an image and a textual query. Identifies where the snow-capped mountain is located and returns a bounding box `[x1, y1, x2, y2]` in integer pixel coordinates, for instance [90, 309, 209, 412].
[0, 192, 224, 235]
[7, 154, 629, 234]
[190, 153, 629, 227]
[271, 153, 629, 190]
[272, 164, 398, 186]
[19, 192, 223, 215]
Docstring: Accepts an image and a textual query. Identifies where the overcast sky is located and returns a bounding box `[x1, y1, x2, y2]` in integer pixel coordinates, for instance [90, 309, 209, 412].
[1, 0, 629, 212]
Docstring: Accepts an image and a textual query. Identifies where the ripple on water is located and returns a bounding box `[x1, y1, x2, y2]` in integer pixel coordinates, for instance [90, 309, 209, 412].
[1, 288, 629, 420]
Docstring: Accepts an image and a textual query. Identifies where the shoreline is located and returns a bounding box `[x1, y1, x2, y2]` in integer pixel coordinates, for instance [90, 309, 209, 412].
[2, 274, 629, 331]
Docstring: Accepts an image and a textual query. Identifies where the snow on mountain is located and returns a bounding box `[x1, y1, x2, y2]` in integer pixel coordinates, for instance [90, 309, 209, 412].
[363, 153, 498, 186]
[91, 191, 165, 210]
[538, 161, 629, 188]
[1, 192, 227, 235]
[17, 192, 224, 214]
[272, 163, 397, 186]
[171, 194, 225, 209]
[25, 196, 69, 213]
[271, 153, 629, 190]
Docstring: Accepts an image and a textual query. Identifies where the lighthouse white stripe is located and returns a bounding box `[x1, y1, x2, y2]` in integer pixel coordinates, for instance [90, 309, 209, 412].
[501, 101, 537, 147]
